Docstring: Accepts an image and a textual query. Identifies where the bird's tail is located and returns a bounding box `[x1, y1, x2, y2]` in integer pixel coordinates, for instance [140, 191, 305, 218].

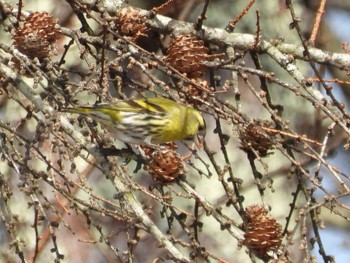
[61, 106, 115, 125]
[60, 106, 94, 115]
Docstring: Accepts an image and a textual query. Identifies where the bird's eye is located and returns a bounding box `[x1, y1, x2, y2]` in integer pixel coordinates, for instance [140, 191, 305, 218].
[198, 119, 206, 132]
[197, 123, 206, 136]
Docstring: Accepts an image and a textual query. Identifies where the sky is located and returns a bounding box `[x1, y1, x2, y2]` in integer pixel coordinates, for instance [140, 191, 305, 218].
[316, 8, 350, 263]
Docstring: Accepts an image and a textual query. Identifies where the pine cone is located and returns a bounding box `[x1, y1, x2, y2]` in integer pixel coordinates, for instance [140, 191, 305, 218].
[114, 7, 150, 43]
[165, 35, 220, 78]
[180, 79, 211, 106]
[245, 204, 269, 222]
[239, 120, 275, 157]
[144, 144, 184, 183]
[12, 12, 59, 59]
[243, 205, 283, 260]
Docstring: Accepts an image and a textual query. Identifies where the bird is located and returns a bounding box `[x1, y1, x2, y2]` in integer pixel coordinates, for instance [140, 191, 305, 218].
[61, 97, 206, 147]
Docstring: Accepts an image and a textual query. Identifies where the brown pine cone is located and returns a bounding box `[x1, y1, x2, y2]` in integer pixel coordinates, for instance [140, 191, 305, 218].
[12, 12, 60, 59]
[144, 143, 184, 183]
[165, 35, 221, 78]
[243, 205, 283, 260]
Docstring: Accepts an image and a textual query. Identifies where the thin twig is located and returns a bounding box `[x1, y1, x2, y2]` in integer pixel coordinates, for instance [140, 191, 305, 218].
[194, 0, 210, 31]
[226, 0, 255, 32]
[309, 0, 327, 46]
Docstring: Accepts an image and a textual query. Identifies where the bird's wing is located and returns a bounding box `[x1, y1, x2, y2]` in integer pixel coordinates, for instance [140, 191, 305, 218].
[107, 99, 167, 115]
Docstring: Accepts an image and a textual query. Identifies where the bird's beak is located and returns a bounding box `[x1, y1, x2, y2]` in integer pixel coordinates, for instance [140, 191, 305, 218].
[195, 134, 204, 149]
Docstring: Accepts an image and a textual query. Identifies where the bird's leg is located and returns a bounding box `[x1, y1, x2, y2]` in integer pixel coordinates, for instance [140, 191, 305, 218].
[99, 144, 147, 165]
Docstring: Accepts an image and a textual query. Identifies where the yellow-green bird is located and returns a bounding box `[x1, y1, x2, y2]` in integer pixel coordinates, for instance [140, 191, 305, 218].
[62, 97, 206, 146]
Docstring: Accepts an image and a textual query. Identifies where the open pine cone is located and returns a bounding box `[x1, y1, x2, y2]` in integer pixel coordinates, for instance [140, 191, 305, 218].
[243, 205, 283, 260]
[239, 120, 275, 157]
[180, 79, 211, 106]
[165, 35, 221, 78]
[143, 143, 184, 183]
[12, 12, 59, 59]
[114, 7, 150, 43]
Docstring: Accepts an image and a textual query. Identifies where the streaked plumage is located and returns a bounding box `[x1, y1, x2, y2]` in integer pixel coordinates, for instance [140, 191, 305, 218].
[62, 97, 206, 146]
